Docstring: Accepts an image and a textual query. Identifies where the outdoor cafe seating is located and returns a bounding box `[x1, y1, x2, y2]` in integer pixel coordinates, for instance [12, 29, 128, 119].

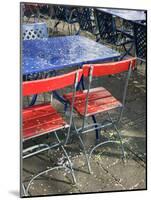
[21, 4, 146, 197]
[22, 69, 83, 195]
[63, 59, 136, 173]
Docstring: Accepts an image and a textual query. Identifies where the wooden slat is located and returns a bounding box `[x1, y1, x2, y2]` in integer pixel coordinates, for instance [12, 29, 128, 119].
[74, 99, 122, 116]
[23, 112, 64, 130]
[23, 119, 68, 140]
[23, 103, 57, 121]
[64, 87, 111, 103]
[63, 87, 122, 116]
[23, 103, 68, 140]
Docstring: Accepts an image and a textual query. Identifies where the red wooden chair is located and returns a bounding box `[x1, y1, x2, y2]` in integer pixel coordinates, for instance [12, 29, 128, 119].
[22, 69, 83, 196]
[63, 58, 136, 173]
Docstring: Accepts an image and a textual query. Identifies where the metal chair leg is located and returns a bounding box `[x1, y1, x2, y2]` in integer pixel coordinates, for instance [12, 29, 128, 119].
[107, 112, 126, 160]
[77, 134, 92, 174]
[21, 183, 27, 196]
[54, 132, 77, 184]
[72, 120, 92, 173]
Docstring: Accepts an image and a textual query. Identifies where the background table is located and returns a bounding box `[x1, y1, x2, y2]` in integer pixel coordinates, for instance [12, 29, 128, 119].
[22, 35, 120, 75]
[96, 8, 146, 21]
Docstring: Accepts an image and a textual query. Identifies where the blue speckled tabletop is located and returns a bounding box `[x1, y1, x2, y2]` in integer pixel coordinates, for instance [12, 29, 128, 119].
[96, 8, 146, 21]
[22, 35, 120, 75]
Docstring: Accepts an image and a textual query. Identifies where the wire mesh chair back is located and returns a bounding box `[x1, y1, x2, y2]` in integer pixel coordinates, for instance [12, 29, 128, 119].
[76, 8, 95, 33]
[54, 6, 77, 22]
[133, 22, 146, 62]
[22, 22, 48, 40]
[53, 5, 67, 21]
[95, 9, 117, 44]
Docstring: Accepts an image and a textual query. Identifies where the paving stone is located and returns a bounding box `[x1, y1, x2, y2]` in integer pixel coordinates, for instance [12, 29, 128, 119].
[95, 153, 146, 190]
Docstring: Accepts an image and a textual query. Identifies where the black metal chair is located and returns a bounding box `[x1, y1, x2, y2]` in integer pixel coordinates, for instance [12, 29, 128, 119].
[133, 22, 146, 62]
[53, 5, 79, 35]
[22, 22, 48, 40]
[76, 8, 96, 35]
[95, 9, 134, 59]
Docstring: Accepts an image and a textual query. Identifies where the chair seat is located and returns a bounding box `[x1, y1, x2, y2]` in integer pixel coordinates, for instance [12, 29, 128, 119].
[63, 87, 122, 116]
[23, 103, 69, 140]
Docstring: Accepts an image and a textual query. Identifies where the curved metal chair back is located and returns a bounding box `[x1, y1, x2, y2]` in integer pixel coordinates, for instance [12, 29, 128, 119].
[22, 22, 48, 40]
[133, 22, 146, 62]
[95, 9, 117, 44]
[76, 8, 94, 33]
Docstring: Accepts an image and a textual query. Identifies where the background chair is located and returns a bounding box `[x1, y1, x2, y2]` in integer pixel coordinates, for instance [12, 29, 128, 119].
[95, 9, 134, 59]
[22, 22, 49, 106]
[63, 58, 136, 173]
[22, 69, 83, 196]
[76, 8, 94, 33]
[133, 22, 146, 63]
[22, 3, 40, 23]
[22, 22, 48, 40]
[53, 5, 80, 35]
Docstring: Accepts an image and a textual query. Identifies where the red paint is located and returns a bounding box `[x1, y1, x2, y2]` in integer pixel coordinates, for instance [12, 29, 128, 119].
[22, 69, 83, 140]
[63, 87, 122, 116]
[83, 58, 136, 77]
[23, 103, 68, 140]
[23, 69, 83, 96]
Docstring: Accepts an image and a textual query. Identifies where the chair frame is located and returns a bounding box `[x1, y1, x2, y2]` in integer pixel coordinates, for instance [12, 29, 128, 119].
[64, 59, 136, 173]
[76, 7, 95, 34]
[21, 69, 83, 196]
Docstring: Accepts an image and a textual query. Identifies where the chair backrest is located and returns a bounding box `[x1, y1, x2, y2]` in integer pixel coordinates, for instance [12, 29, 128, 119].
[22, 3, 39, 18]
[95, 9, 117, 44]
[133, 22, 146, 61]
[22, 22, 48, 40]
[23, 69, 83, 97]
[83, 58, 136, 78]
[54, 5, 76, 22]
[82, 58, 136, 119]
[76, 8, 94, 33]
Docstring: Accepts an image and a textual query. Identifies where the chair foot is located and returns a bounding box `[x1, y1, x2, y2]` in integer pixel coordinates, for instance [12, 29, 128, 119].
[122, 151, 127, 163]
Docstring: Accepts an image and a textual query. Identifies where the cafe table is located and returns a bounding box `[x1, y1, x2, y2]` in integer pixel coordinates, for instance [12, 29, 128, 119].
[22, 35, 121, 105]
[22, 35, 121, 141]
[22, 35, 120, 76]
